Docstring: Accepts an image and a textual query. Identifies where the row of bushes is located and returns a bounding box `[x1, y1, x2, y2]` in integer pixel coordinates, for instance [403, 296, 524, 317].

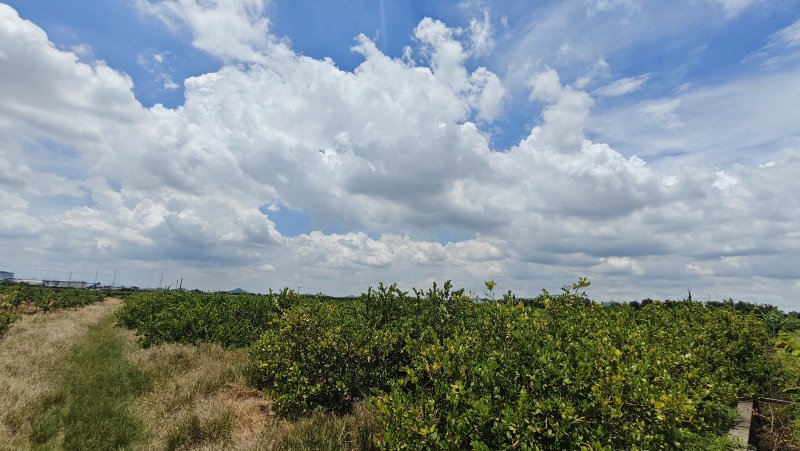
[249, 280, 774, 449]
[0, 284, 106, 312]
[250, 281, 474, 416]
[117, 280, 780, 449]
[0, 284, 109, 338]
[378, 301, 769, 448]
[116, 288, 301, 348]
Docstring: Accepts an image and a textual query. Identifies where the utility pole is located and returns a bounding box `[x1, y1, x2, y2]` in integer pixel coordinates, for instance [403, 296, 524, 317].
[94, 267, 99, 284]
[149, 259, 156, 289]
[68, 271, 72, 282]
[112, 267, 117, 288]
[159, 273, 163, 290]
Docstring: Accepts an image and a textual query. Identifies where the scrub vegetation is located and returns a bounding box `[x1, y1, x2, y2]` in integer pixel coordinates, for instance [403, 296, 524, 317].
[116, 279, 800, 450]
[0, 283, 107, 339]
[0, 298, 127, 448]
[1, 280, 798, 450]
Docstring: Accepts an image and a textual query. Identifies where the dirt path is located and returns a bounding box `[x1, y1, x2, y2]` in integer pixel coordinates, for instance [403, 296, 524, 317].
[0, 298, 277, 450]
[0, 299, 123, 449]
[0, 298, 373, 450]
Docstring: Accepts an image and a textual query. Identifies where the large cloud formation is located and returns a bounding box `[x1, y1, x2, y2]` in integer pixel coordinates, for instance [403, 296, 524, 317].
[1, 1, 798, 308]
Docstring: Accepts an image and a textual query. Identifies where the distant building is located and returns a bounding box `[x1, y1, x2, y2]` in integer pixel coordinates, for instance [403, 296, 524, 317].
[14, 279, 44, 286]
[13, 279, 86, 288]
[42, 280, 87, 289]
[3, 276, 87, 289]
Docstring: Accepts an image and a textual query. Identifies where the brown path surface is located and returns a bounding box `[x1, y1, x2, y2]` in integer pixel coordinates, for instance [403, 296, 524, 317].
[0, 298, 122, 449]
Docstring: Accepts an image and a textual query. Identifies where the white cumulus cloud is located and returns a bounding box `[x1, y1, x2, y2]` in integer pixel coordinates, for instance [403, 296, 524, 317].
[1, 2, 799, 308]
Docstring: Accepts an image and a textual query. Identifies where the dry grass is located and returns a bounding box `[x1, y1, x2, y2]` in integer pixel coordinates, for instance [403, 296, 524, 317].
[0, 297, 381, 450]
[129, 341, 273, 450]
[128, 335, 381, 450]
[0, 298, 120, 449]
[266, 401, 381, 451]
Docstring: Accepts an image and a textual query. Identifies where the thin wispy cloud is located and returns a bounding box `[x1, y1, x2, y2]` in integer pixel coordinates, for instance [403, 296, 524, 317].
[744, 18, 800, 69]
[594, 73, 652, 97]
[708, 0, 765, 17]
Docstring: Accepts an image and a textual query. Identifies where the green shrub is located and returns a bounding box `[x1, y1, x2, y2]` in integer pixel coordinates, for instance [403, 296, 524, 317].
[373, 287, 769, 450]
[116, 288, 299, 348]
[0, 311, 17, 337]
[249, 282, 475, 416]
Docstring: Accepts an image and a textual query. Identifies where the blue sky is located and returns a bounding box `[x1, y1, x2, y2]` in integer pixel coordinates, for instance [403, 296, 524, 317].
[7, 0, 797, 148]
[1, 0, 800, 308]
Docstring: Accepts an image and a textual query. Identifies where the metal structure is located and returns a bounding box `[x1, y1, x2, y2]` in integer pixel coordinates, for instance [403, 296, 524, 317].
[42, 280, 87, 289]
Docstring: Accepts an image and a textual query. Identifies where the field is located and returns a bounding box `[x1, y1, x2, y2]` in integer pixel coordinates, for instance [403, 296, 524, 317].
[1, 280, 799, 449]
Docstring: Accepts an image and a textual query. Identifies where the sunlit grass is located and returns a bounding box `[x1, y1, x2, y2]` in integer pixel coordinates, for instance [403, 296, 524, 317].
[129, 341, 381, 450]
[29, 313, 146, 449]
[0, 299, 120, 449]
[1, 296, 381, 450]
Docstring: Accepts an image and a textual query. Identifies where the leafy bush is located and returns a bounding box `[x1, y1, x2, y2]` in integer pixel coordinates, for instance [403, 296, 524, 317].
[116, 289, 299, 348]
[0, 311, 17, 337]
[249, 282, 475, 416]
[373, 284, 770, 450]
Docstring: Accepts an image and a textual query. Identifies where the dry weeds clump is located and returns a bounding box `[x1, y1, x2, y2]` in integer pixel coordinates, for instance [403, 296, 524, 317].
[129, 339, 381, 450]
[265, 400, 381, 451]
[128, 341, 277, 450]
[755, 403, 800, 451]
[0, 298, 120, 448]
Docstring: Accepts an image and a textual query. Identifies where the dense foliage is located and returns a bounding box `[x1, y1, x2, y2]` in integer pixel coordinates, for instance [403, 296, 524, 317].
[117, 280, 789, 449]
[116, 289, 300, 348]
[250, 281, 474, 416]
[252, 280, 773, 449]
[375, 284, 770, 450]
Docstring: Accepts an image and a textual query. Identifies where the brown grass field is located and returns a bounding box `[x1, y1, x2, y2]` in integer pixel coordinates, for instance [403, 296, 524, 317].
[0, 298, 379, 450]
[0, 299, 121, 448]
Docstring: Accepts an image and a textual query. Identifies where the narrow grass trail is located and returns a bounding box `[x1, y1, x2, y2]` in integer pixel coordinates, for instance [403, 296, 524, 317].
[1, 296, 379, 450]
[31, 312, 146, 450]
[0, 298, 144, 450]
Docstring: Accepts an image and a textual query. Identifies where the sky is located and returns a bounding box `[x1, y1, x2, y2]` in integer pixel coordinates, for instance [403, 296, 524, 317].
[1, 0, 799, 309]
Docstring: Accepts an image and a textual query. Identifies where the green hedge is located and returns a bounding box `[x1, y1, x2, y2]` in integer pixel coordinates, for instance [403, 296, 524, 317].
[116, 289, 300, 348]
[249, 282, 475, 416]
[374, 291, 769, 449]
[248, 280, 772, 449]
[114, 279, 777, 449]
